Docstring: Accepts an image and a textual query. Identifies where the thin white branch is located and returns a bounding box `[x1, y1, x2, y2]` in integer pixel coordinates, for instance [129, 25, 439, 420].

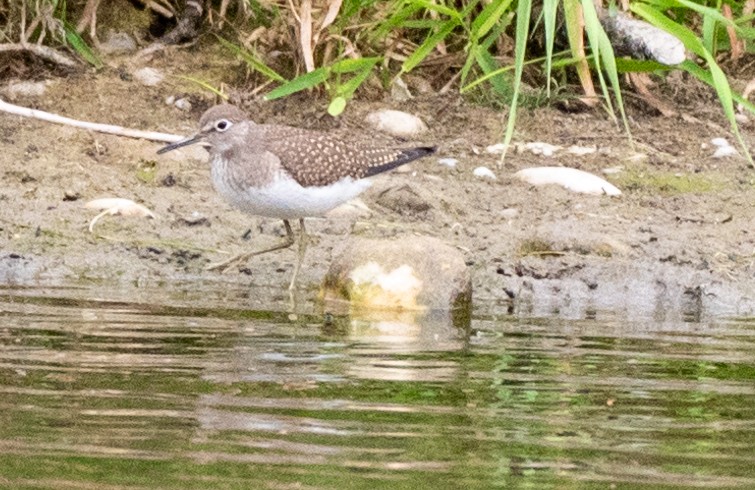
[0, 99, 182, 143]
[0, 42, 78, 68]
[299, 0, 315, 73]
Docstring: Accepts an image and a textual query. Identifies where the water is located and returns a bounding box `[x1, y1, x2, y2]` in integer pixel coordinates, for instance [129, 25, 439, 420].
[1, 285, 754, 489]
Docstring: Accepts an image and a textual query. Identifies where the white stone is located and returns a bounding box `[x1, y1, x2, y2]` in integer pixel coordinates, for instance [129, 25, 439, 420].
[365, 109, 427, 138]
[524, 141, 561, 157]
[711, 137, 730, 147]
[712, 145, 738, 158]
[485, 143, 507, 154]
[133, 67, 164, 87]
[84, 197, 157, 232]
[322, 236, 471, 311]
[438, 158, 458, 168]
[567, 145, 597, 156]
[613, 13, 686, 65]
[390, 76, 413, 102]
[514, 167, 621, 196]
[350, 263, 422, 299]
[4, 81, 48, 99]
[500, 208, 519, 219]
[473, 166, 496, 180]
[174, 98, 192, 111]
[100, 32, 137, 54]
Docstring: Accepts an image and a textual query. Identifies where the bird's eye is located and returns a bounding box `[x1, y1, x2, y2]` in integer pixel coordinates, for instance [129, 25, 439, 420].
[215, 119, 232, 132]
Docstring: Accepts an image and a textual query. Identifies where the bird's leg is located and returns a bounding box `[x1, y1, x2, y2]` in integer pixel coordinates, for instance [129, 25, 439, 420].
[288, 218, 308, 291]
[206, 219, 296, 272]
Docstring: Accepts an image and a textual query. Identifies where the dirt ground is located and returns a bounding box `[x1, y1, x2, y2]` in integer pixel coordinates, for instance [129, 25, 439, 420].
[1, 47, 754, 319]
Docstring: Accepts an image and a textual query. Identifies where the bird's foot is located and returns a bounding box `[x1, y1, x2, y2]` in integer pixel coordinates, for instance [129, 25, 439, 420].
[206, 253, 251, 273]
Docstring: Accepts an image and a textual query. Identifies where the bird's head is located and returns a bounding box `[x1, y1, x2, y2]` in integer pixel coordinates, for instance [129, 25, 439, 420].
[157, 104, 249, 154]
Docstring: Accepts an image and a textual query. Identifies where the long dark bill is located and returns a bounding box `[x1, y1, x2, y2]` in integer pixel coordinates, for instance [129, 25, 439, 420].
[157, 134, 202, 154]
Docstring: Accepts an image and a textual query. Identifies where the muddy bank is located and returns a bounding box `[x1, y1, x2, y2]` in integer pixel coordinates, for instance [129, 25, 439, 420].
[1, 50, 754, 318]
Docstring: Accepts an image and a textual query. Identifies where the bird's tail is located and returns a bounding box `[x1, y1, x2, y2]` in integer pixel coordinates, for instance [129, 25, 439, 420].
[365, 146, 437, 177]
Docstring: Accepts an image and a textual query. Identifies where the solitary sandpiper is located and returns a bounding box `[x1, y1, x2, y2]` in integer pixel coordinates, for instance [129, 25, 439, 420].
[157, 104, 435, 290]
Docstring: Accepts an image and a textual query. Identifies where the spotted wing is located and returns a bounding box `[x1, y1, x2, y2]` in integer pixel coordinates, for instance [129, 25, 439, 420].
[258, 125, 435, 187]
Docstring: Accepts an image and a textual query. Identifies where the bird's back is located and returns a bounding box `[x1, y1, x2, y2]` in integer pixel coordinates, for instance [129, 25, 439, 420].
[254, 124, 435, 187]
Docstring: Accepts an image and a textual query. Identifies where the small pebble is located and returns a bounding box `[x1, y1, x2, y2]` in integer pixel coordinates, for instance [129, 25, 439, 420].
[133, 67, 164, 87]
[164, 95, 176, 105]
[100, 32, 137, 54]
[63, 191, 80, 202]
[179, 212, 209, 227]
[710, 137, 737, 158]
[174, 98, 192, 111]
[438, 158, 458, 168]
[524, 141, 560, 157]
[390, 76, 413, 102]
[514, 167, 621, 196]
[485, 143, 506, 154]
[500, 208, 519, 219]
[712, 146, 737, 158]
[365, 109, 427, 138]
[473, 166, 496, 180]
[3, 81, 47, 100]
[567, 145, 597, 156]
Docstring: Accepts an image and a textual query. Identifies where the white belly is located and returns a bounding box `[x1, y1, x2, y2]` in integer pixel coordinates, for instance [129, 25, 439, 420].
[212, 172, 372, 219]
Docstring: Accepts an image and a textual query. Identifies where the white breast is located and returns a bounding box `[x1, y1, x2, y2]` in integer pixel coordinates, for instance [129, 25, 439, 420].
[211, 163, 371, 219]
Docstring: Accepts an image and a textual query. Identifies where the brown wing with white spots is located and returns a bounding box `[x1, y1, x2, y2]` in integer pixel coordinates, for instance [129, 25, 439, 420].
[256, 125, 435, 187]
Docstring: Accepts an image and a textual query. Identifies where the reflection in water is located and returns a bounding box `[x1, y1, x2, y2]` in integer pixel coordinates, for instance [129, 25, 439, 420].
[0, 286, 754, 488]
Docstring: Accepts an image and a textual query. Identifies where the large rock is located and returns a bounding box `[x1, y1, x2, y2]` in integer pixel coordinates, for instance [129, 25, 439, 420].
[321, 236, 471, 311]
[365, 109, 428, 138]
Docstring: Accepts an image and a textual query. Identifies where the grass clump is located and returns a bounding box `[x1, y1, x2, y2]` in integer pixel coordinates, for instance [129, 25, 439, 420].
[616, 168, 722, 194]
[517, 238, 564, 257]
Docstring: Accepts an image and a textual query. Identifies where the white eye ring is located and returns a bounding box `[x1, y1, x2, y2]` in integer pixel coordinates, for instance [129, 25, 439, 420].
[215, 119, 232, 132]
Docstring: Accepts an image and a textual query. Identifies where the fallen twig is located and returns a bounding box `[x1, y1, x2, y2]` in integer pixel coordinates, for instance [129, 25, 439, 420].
[0, 42, 77, 68]
[0, 98, 182, 143]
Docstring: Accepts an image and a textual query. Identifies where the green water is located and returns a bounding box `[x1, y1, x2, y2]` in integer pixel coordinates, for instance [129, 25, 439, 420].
[1, 285, 754, 489]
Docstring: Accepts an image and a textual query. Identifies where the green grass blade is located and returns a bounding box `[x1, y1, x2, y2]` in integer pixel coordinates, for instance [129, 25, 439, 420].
[406, 0, 463, 21]
[462, 54, 560, 93]
[479, 12, 514, 50]
[631, 4, 706, 57]
[631, 3, 744, 143]
[331, 57, 381, 74]
[471, 0, 513, 40]
[631, 0, 753, 165]
[335, 59, 381, 98]
[670, 0, 738, 31]
[401, 18, 459, 73]
[542, 0, 558, 97]
[264, 67, 329, 100]
[217, 36, 286, 82]
[615, 58, 673, 73]
[176, 76, 228, 99]
[680, 62, 753, 165]
[62, 21, 102, 68]
[373, 2, 423, 40]
[680, 61, 755, 115]
[474, 49, 509, 96]
[584, 1, 629, 132]
[580, 0, 616, 120]
[499, 0, 531, 163]
[701, 13, 716, 54]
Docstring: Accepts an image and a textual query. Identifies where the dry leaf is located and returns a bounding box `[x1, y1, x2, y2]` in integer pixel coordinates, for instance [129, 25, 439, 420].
[514, 167, 622, 196]
[85, 197, 157, 232]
